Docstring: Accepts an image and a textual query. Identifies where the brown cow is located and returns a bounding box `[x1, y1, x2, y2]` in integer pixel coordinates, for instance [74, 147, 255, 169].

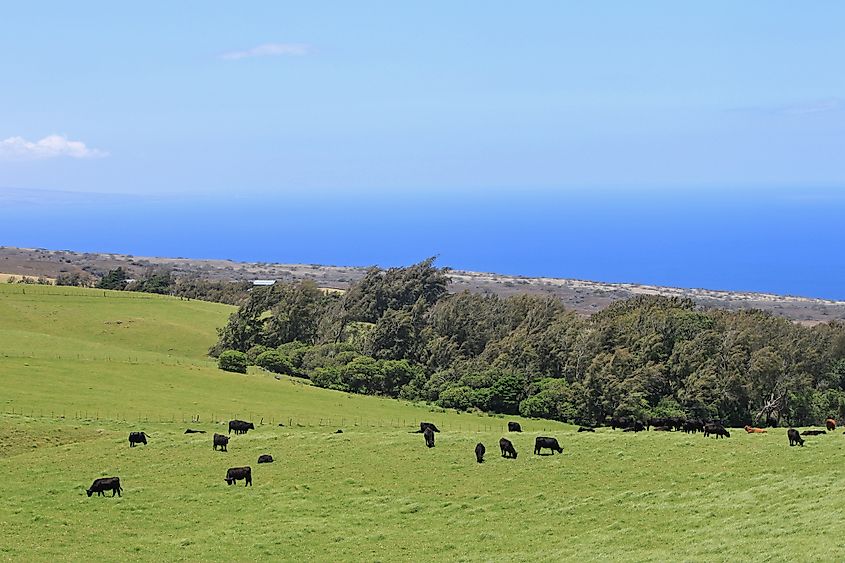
[826, 418, 837, 431]
[743, 425, 767, 433]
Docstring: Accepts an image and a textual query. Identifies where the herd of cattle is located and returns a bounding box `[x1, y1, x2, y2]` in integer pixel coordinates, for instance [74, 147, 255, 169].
[86, 416, 841, 497]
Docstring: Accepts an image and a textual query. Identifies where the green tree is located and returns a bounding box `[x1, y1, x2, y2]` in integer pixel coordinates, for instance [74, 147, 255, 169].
[97, 267, 128, 290]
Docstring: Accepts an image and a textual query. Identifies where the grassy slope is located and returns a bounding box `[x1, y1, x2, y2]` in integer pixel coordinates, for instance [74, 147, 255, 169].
[1, 285, 844, 561]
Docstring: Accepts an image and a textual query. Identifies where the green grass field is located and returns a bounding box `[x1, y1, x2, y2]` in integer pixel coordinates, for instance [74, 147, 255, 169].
[2, 284, 844, 561]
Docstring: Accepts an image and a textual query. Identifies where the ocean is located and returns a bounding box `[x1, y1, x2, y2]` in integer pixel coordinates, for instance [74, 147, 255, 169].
[1, 187, 843, 300]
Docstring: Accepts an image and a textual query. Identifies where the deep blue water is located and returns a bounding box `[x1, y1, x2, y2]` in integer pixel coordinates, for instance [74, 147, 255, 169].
[1, 187, 843, 300]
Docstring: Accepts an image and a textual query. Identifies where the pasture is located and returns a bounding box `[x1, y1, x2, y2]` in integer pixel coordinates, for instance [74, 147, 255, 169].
[2, 285, 845, 561]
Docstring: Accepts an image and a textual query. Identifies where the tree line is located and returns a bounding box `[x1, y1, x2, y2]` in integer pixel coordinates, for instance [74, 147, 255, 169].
[94, 267, 251, 305]
[211, 259, 845, 427]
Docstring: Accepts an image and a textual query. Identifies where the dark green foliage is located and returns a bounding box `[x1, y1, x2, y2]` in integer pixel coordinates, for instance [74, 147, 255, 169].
[312, 357, 422, 397]
[255, 350, 295, 375]
[97, 267, 128, 290]
[171, 278, 251, 305]
[218, 350, 248, 374]
[127, 269, 174, 294]
[214, 260, 845, 425]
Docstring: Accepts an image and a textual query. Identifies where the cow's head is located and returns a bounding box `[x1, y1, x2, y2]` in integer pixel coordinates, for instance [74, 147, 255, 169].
[225, 478, 233, 485]
[86, 489, 94, 497]
[247, 423, 255, 430]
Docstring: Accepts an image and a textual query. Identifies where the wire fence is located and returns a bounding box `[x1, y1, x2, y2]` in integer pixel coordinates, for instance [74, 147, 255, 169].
[1, 407, 552, 433]
[0, 284, 172, 300]
[0, 351, 201, 367]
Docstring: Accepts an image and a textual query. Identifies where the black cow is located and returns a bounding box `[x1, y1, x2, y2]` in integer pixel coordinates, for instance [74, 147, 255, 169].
[213, 433, 229, 452]
[683, 420, 705, 434]
[534, 436, 563, 455]
[419, 422, 440, 433]
[225, 466, 252, 486]
[423, 427, 435, 448]
[622, 421, 645, 433]
[577, 426, 595, 432]
[499, 437, 518, 459]
[228, 420, 255, 435]
[87, 477, 122, 497]
[257, 454, 274, 464]
[335, 429, 343, 434]
[703, 423, 730, 438]
[128, 432, 148, 447]
[184, 429, 206, 434]
[475, 443, 485, 463]
[788, 428, 805, 447]
[508, 421, 522, 432]
[801, 430, 826, 436]
[610, 416, 630, 430]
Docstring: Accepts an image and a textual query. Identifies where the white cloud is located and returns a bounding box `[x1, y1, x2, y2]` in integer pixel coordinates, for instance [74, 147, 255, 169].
[0, 134, 108, 160]
[221, 43, 310, 61]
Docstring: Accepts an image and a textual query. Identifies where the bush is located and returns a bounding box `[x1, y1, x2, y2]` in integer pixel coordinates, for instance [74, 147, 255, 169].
[255, 350, 295, 375]
[246, 345, 269, 365]
[437, 385, 475, 411]
[218, 350, 248, 374]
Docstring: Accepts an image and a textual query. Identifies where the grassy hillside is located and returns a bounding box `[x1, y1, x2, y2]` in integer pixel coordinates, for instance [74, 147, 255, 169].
[1, 285, 844, 561]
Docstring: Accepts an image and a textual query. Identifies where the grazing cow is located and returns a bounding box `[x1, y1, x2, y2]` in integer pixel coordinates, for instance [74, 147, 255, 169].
[257, 454, 274, 464]
[419, 422, 440, 433]
[744, 426, 767, 434]
[475, 443, 485, 463]
[128, 432, 148, 447]
[213, 433, 229, 452]
[87, 477, 122, 497]
[653, 426, 671, 432]
[499, 437, 518, 459]
[703, 423, 730, 439]
[225, 466, 252, 486]
[577, 426, 595, 433]
[788, 428, 805, 447]
[801, 430, 826, 436]
[826, 418, 837, 431]
[683, 420, 705, 434]
[184, 429, 206, 434]
[649, 417, 668, 430]
[423, 427, 435, 448]
[534, 436, 563, 455]
[228, 420, 255, 435]
[508, 421, 522, 432]
[335, 429, 343, 434]
[622, 421, 645, 433]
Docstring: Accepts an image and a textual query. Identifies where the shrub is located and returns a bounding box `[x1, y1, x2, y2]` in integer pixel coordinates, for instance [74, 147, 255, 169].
[437, 385, 475, 411]
[218, 350, 248, 374]
[246, 345, 269, 365]
[255, 350, 295, 375]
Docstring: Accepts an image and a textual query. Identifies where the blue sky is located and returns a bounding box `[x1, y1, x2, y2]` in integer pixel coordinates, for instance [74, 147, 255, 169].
[1, 3, 843, 298]
[1, 1, 843, 195]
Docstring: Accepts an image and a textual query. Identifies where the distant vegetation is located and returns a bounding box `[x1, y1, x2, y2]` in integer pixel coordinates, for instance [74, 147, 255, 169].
[96, 266, 252, 305]
[213, 259, 845, 427]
